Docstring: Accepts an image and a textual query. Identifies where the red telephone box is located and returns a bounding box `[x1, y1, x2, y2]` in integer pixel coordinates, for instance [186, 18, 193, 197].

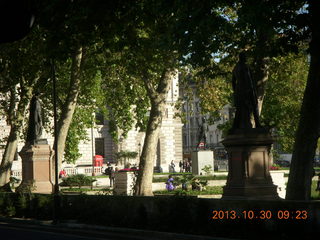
[93, 155, 103, 166]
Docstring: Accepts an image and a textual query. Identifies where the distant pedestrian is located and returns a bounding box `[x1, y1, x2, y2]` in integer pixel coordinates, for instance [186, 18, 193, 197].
[106, 166, 115, 187]
[186, 160, 191, 172]
[166, 175, 175, 191]
[170, 160, 176, 173]
[179, 160, 183, 172]
[59, 169, 67, 178]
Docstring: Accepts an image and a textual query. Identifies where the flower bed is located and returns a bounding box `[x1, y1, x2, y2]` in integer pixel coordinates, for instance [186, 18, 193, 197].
[118, 168, 139, 172]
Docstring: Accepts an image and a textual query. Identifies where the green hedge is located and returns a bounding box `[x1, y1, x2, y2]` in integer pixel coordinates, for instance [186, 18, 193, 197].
[0, 192, 53, 219]
[60, 174, 96, 188]
[0, 192, 319, 238]
[153, 174, 227, 183]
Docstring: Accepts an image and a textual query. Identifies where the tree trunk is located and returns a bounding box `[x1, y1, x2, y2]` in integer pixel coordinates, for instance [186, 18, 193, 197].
[134, 69, 175, 196]
[253, 23, 270, 116]
[0, 127, 19, 189]
[286, 1, 320, 200]
[0, 84, 33, 189]
[255, 56, 269, 115]
[55, 46, 83, 168]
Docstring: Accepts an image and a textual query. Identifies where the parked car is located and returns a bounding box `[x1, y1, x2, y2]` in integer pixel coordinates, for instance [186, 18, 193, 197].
[275, 160, 290, 167]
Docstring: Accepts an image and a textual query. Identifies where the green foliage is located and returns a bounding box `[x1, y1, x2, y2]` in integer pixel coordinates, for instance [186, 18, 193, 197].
[9, 177, 20, 189]
[60, 174, 96, 189]
[15, 180, 36, 194]
[154, 186, 223, 196]
[64, 109, 91, 164]
[311, 180, 320, 200]
[16, 193, 28, 215]
[95, 188, 113, 196]
[172, 175, 209, 192]
[153, 174, 226, 183]
[270, 164, 281, 170]
[115, 151, 138, 165]
[2, 195, 16, 217]
[261, 52, 308, 152]
[175, 174, 194, 185]
[201, 165, 213, 175]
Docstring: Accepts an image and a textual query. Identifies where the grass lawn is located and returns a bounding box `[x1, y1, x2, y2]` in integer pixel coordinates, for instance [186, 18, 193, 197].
[153, 174, 227, 183]
[311, 180, 320, 199]
[153, 186, 223, 196]
[153, 172, 193, 176]
[60, 181, 319, 200]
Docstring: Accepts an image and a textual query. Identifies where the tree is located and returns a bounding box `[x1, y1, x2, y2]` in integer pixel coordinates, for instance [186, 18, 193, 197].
[261, 52, 308, 152]
[99, 0, 231, 196]
[180, 63, 233, 124]
[0, 27, 49, 190]
[37, 0, 117, 168]
[286, 1, 320, 200]
[184, 1, 305, 117]
[228, 1, 306, 114]
[103, 6, 180, 195]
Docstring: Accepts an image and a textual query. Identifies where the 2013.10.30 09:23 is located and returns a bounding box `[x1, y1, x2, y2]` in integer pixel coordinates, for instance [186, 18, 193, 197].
[211, 210, 308, 220]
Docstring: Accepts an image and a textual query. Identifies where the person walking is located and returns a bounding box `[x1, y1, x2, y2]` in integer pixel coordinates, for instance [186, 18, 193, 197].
[106, 165, 115, 187]
[170, 160, 176, 173]
[179, 160, 183, 172]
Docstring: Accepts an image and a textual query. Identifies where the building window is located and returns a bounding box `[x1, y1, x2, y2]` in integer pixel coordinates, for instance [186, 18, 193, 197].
[95, 112, 104, 125]
[184, 135, 187, 145]
[95, 138, 105, 157]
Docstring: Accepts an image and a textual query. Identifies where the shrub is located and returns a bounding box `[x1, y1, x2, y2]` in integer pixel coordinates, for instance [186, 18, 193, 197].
[60, 174, 96, 189]
[270, 163, 280, 170]
[201, 165, 213, 175]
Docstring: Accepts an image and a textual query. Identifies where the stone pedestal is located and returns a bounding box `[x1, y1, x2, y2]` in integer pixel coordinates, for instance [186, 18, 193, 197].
[18, 144, 54, 193]
[192, 150, 214, 175]
[114, 171, 136, 195]
[222, 129, 279, 199]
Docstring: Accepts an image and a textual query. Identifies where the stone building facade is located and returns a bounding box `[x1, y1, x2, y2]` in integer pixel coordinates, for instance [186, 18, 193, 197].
[114, 71, 183, 172]
[180, 80, 232, 159]
[0, 71, 183, 173]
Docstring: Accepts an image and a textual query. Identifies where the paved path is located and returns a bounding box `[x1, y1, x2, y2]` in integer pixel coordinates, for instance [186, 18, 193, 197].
[0, 218, 236, 240]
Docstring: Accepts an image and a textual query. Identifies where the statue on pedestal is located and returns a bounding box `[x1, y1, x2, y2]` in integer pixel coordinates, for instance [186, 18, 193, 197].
[231, 51, 261, 131]
[26, 93, 43, 145]
[18, 92, 53, 193]
[221, 51, 278, 199]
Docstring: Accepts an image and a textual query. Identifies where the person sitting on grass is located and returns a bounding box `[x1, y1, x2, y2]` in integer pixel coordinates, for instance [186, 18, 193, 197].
[166, 175, 175, 191]
[192, 178, 202, 191]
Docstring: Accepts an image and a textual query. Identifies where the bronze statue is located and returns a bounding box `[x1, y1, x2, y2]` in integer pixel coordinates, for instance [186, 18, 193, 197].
[231, 52, 261, 130]
[26, 94, 43, 144]
[197, 116, 207, 148]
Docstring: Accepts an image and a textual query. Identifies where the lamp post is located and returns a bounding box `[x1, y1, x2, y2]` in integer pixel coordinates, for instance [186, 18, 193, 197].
[91, 116, 95, 176]
[51, 59, 59, 194]
[51, 58, 60, 223]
